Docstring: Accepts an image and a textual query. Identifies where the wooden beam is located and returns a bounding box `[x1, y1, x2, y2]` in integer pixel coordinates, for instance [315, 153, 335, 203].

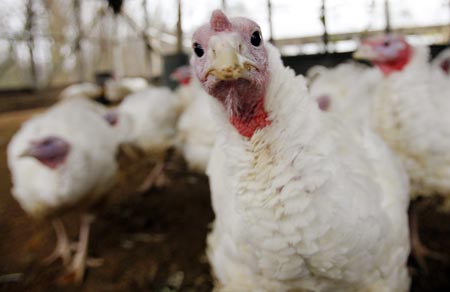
[273, 25, 450, 47]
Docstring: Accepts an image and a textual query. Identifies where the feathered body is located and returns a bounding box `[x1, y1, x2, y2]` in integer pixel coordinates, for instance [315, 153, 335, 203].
[307, 62, 381, 126]
[192, 12, 410, 292]
[8, 99, 118, 218]
[115, 86, 181, 154]
[58, 82, 102, 100]
[172, 65, 197, 110]
[176, 78, 217, 172]
[359, 43, 450, 199]
[105, 77, 149, 103]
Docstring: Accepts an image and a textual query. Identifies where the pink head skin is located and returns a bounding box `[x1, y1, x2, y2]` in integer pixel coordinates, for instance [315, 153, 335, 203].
[104, 110, 119, 126]
[170, 65, 192, 85]
[316, 94, 331, 111]
[191, 10, 270, 138]
[20, 136, 70, 169]
[353, 35, 412, 76]
[440, 58, 450, 75]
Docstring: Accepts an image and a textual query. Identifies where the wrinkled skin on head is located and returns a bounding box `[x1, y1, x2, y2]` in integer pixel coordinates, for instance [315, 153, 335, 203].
[316, 94, 331, 111]
[22, 136, 70, 169]
[191, 10, 271, 138]
[354, 34, 412, 76]
[104, 110, 119, 126]
[170, 65, 192, 85]
[440, 58, 450, 75]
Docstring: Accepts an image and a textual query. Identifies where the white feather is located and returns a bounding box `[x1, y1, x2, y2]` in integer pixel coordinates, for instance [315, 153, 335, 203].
[307, 62, 382, 127]
[8, 98, 119, 218]
[114, 86, 182, 154]
[105, 77, 149, 103]
[371, 46, 450, 199]
[176, 79, 217, 172]
[205, 44, 410, 292]
[59, 82, 102, 100]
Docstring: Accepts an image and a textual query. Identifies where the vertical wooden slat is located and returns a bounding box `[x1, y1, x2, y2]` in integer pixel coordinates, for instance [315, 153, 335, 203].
[25, 0, 37, 89]
[176, 0, 183, 54]
[320, 0, 329, 53]
[74, 0, 84, 82]
[384, 0, 391, 33]
[267, 0, 274, 43]
[143, 0, 153, 78]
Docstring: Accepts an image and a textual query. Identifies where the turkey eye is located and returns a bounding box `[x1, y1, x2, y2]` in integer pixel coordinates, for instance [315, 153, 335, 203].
[251, 31, 262, 47]
[193, 43, 204, 57]
[383, 41, 390, 47]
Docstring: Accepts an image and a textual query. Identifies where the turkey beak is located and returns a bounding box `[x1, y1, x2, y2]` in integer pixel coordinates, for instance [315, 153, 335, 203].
[353, 44, 377, 60]
[205, 44, 256, 81]
[19, 147, 35, 158]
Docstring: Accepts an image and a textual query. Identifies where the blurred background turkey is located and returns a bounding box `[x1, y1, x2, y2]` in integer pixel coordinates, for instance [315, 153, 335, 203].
[0, 0, 449, 291]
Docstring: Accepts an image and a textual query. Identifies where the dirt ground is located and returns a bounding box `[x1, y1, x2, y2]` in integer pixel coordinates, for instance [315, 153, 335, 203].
[0, 99, 449, 292]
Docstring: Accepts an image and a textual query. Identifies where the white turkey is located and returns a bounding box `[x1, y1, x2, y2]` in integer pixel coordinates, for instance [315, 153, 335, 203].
[191, 11, 410, 292]
[104, 77, 149, 103]
[171, 65, 197, 110]
[354, 34, 450, 268]
[111, 86, 182, 190]
[58, 82, 102, 101]
[307, 62, 381, 126]
[113, 86, 181, 152]
[7, 98, 119, 283]
[172, 66, 217, 173]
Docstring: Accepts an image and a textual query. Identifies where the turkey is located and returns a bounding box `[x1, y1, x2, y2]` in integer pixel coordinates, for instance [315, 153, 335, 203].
[191, 11, 410, 292]
[171, 65, 199, 111]
[7, 98, 119, 283]
[111, 86, 182, 190]
[104, 77, 149, 103]
[307, 62, 381, 126]
[172, 66, 217, 173]
[354, 34, 450, 268]
[113, 86, 181, 153]
[58, 82, 102, 100]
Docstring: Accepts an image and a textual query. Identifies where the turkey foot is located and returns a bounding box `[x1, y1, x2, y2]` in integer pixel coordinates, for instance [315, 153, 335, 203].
[44, 219, 72, 266]
[62, 214, 98, 284]
[137, 160, 169, 193]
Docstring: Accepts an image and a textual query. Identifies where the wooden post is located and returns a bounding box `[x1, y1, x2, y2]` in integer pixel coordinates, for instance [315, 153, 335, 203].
[448, 0, 450, 41]
[267, 0, 274, 43]
[176, 0, 183, 53]
[320, 0, 329, 53]
[222, 0, 227, 11]
[143, 0, 152, 79]
[384, 0, 391, 33]
[25, 0, 38, 89]
[74, 0, 84, 82]
[113, 13, 122, 78]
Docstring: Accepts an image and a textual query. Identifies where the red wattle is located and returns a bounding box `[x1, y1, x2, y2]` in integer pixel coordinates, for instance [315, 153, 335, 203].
[229, 98, 271, 138]
[180, 76, 192, 85]
[440, 59, 450, 75]
[375, 46, 412, 76]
